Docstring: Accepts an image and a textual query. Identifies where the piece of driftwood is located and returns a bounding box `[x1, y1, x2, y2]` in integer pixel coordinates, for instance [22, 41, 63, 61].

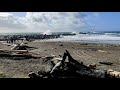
[50, 61, 62, 74]
[49, 50, 107, 78]
[11, 50, 28, 53]
[28, 50, 120, 78]
[11, 44, 28, 50]
[28, 72, 40, 78]
[0, 49, 41, 59]
[0, 53, 35, 59]
[107, 69, 120, 78]
[11, 44, 37, 50]
[0, 49, 28, 55]
[87, 63, 96, 69]
[99, 62, 113, 65]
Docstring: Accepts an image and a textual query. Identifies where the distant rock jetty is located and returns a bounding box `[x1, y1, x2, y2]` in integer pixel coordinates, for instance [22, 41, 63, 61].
[0, 34, 61, 43]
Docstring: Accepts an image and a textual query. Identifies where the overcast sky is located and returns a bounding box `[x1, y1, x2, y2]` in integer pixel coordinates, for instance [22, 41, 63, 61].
[0, 12, 119, 33]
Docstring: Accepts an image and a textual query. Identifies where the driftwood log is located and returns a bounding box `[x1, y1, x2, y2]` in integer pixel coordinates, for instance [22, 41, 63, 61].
[0, 49, 41, 59]
[11, 43, 37, 51]
[0, 49, 28, 53]
[29, 50, 120, 78]
[11, 44, 27, 50]
[0, 42, 41, 59]
[107, 69, 120, 78]
[50, 50, 107, 78]
[99, 62, 113, 65]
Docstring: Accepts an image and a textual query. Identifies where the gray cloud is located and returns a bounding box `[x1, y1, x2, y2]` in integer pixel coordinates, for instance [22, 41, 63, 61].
[0, 12, 88, 33]
[0, 13, 27, 30]
[25, 12, 88, 32]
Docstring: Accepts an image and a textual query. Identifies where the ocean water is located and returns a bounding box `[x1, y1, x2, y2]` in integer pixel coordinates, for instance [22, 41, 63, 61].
[47, 31, 120, 44]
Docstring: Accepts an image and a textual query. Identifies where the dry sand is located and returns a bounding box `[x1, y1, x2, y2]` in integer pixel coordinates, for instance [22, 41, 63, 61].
[0, 40, 120, 78]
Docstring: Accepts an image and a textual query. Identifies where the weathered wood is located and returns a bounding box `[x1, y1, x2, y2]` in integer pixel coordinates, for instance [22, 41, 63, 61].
[11, 45, 27, 50]
[0, 49, 28, 53]
[50, 61, 62, 74]
[99, 62, 113, 65]
[107, 69, 120, 78]
[87, 63, 96, 69]
[0, 49, 40, 59]
[50, 50, 107, 78]
[11, 50, 28, 52]
[65, 50, 90, 70]
[28, 72, 40, 78]
[28, 50, 119, 78]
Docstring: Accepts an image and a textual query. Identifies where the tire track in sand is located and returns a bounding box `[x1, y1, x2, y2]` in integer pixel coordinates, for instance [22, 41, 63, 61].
[73, 50, 100, 60]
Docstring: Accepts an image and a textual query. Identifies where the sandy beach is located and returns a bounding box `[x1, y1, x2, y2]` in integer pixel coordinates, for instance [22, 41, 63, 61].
[0, 40, 120, 78]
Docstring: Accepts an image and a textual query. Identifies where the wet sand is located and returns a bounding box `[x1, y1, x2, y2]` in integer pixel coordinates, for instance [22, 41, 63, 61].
[0, 40, 120, 78]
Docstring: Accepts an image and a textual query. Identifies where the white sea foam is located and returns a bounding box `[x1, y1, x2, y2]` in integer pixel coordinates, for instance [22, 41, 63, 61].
[43, 30, 52, 35]
[79, 34, 120, 41]
[45, 34, 120, 44]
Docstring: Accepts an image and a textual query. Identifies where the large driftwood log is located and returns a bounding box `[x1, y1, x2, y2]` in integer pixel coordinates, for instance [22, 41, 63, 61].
[11, 43, 37, 50]
[29, 50, 120, 78]
[0, 49, 27, 51]
[11, 44, 28, 50]
[0, 49, 41, 59]
[50, 50, 107, 78]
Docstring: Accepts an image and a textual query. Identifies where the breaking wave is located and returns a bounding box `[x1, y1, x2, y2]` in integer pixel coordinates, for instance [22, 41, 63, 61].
[47, 33, 120, 44]
[43, 30, 52, 35]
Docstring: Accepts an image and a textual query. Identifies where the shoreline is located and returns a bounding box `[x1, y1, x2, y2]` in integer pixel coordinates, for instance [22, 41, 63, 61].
[33, 39, 120, 46]
[32, 37, 120, 45]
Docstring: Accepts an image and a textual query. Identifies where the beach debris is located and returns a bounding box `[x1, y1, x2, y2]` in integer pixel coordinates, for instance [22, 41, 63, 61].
[0, 48, 41, 60]
[2, 42, 14, 46]
[51, 54, 56, 57]
[41, 56, 54, 63]
[98, 50, 107, 53]
[43, 56, 54, 60]
[59, 44, 63, 46]
[53, 58, 63, 61]
[59, 55, 62, 57]
[99, 61, 113, 65]
[11, 43, 37, 51]
[50, 61, 62, 74]
[108, 69, 114, 72]
[50, 61, 56, 66]
[37, 71, 47, 78]
[87, 63, 96, 69]
[0, 49, 28, 53]
[91, 49, 97, 51]
[28, 50, 119, 78]
[28, 72, 40, 78]
[24, 42, 27, 44]
[72, 47, 74, 49]
[32, 50, 107, 78]
[11, 44, 27, 50]
[107, 69, 120, 78]
[50, 50, 114, 78]
[80, 43, 88, 45]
